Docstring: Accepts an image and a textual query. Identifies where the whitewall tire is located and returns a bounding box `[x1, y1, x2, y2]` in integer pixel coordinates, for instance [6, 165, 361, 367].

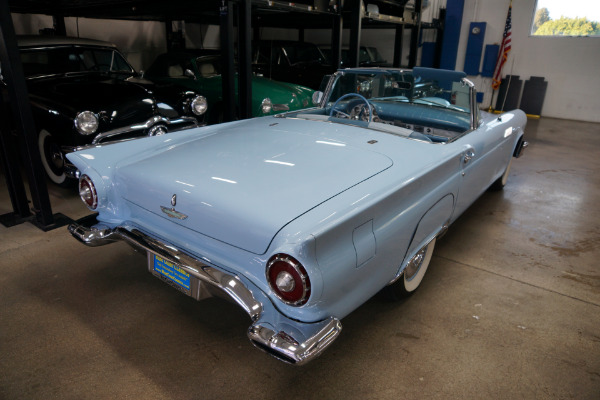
[38, 129, 67, 185]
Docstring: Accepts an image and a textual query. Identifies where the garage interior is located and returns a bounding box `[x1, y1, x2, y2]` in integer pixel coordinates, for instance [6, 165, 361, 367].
[1, 0, 599, 399]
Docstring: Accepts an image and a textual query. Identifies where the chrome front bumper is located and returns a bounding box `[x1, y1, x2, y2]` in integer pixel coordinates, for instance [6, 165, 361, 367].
[68, 218, 342, 365]
[62, 116, 201, 179]
[90, 115, 200, 145]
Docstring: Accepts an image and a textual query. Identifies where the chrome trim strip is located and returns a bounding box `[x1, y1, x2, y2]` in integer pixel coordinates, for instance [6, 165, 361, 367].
[461, 77, 479, 130]
[68, 219, 342, 364]
[91, 115, 199, 145]
[272, 104, 290, 111]
[387, 223, 447, 285]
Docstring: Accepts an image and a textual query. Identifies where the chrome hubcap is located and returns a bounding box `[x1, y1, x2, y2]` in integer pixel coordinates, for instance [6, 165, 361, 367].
[51, 150, 64, 169]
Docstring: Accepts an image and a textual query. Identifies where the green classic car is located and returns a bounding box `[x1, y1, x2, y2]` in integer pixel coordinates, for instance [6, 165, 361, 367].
[145, 52, 316, 124]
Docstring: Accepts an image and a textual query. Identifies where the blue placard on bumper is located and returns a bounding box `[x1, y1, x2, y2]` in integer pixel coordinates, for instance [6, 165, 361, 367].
[153, 254, 191, 291]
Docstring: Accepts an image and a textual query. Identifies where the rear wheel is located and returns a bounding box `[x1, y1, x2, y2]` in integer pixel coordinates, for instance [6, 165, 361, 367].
[38, 129, 69, 186]
[382, 238, 436, 300]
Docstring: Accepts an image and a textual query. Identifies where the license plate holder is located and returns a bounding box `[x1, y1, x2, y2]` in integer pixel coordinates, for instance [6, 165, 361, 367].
[149, 253, 192, 296]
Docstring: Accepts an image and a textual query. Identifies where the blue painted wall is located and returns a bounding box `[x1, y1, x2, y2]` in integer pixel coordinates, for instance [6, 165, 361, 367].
[464, 22, 487, 75]
[439, 0, 465, 70]
[481, 44, 500, 77]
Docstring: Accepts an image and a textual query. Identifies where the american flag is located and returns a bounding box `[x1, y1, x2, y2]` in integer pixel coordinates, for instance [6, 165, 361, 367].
[492, 1, 512, 90]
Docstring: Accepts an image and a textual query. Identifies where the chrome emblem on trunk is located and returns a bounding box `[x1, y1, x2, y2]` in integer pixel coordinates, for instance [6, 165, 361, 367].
[161, 194, 187, 220]
[161, 206, 188, 220]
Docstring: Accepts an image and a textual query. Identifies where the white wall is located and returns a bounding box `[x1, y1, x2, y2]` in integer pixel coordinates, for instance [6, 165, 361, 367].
[11, 0, 600, 122]
[63, 18, 167, 71]
[457, 0, 600, 122]
[11, 14, 166, 71]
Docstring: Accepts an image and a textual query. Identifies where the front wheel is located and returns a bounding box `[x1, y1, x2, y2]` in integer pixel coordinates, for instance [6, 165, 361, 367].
[489, 157, 514, 191]
[381, 238, 436, 300]
[38, 129, 69, 186]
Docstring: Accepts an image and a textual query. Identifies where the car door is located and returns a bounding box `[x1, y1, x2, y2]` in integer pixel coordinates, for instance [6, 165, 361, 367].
[452, 119, 514, 221]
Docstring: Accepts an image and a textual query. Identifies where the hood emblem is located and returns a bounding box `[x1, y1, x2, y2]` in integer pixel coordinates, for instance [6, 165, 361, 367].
[161, 194, 187, 220]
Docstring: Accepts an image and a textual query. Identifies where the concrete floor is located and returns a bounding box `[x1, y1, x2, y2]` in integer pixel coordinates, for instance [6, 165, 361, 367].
[0, 117, 599, 399]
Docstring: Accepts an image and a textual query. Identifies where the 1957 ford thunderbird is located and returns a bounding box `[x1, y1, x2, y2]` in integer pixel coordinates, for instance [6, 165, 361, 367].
[67, 67, 528, 365]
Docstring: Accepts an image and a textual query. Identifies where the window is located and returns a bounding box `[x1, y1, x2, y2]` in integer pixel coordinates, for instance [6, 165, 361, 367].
[532, 0, 600, 36]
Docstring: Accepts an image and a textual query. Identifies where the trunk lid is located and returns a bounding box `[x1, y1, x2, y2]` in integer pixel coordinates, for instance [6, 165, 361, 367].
[116, 119, 393, 254]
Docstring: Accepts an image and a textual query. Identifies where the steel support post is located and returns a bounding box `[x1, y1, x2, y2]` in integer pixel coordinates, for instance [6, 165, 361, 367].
[0, 0, 60, 229]
[239, 0, 253, 120]
[220, 0, 236, 122]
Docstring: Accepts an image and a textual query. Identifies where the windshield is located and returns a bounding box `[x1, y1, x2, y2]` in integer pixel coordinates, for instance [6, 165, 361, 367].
[20, 46, 134, 77]
[326, 69, 471, 113]
[281, 68, 474, 143]
[282, 43, 327, 65]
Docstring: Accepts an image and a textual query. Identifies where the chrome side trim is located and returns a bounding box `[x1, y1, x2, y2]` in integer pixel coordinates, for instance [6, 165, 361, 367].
[387, 224, 447, 286]
[68, 219, 342, 365]
[91, 115, 199, 145]
[272, 104, 290, 111]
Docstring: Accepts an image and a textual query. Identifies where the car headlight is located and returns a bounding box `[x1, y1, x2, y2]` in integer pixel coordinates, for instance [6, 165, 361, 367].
[261, 98, 273, 114]
[190, 95, 208, 115]
[74, 111, 99, 135]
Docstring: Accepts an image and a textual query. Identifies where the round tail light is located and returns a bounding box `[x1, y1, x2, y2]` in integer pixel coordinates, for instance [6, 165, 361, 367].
[79, 174, 98, 210]
[266, 254, 311, 306]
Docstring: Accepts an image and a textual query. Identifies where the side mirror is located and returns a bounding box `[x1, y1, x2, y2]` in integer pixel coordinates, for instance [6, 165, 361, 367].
[312, 91, 323, 105]
[184, 69, 196, 79]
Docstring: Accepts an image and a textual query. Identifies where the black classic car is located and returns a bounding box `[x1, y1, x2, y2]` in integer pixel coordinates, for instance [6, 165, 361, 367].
[252, 40, 335, 90]
[5, 36, 207, 186]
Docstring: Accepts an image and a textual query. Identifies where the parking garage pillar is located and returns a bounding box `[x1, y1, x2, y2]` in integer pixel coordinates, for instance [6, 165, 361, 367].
[220, 0, 236, 122]
[347, 0, 362, 68]
[0, 0, 58, 229]
[238, 0, 252, 120]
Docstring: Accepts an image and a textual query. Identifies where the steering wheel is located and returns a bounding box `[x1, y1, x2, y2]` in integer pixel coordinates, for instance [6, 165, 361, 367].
[329, 93, 373, 123]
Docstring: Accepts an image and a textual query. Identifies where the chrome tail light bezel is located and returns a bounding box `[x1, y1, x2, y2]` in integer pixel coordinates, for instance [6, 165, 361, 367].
[79, 174, 98, 210]
[266, 254, 311, 306]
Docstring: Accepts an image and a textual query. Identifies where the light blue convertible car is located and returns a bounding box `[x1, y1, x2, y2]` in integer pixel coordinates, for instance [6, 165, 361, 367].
[67, 67, 528, 365]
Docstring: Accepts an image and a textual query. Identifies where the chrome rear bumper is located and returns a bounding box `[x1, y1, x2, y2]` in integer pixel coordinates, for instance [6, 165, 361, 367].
[68, 218, 342, 365]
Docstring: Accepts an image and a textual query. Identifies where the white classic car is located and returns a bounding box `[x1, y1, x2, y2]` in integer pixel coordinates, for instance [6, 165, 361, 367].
[67, 67, 527, 365]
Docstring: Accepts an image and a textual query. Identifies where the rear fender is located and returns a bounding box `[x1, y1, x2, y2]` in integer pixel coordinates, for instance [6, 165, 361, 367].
[398, 194, 454, 277]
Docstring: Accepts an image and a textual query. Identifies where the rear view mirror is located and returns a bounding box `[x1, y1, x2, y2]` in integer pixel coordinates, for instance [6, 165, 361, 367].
[395, 81, 412, 90]
[184, 69, 196, 79]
